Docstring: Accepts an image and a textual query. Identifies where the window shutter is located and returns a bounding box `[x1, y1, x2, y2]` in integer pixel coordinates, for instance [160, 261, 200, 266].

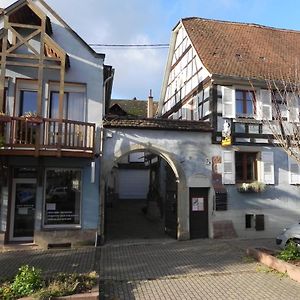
[222, 150, 235, 184]
[215, 192, 227, 211]
[261, 151, 274, 184]
[193, 96, 199, 120]
[255, 214, 265, 231]
[222, 86, 235, 118]
[182, 107, 187, 120]
[256, 89, 272, 120]
[287, 93, 299, 122]
[289, 156, 300, 184]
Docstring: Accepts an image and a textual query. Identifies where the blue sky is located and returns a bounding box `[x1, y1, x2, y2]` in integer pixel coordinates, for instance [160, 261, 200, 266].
[2, 0, 300, 100]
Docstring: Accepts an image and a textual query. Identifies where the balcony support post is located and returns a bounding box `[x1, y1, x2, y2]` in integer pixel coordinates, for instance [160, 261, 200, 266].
[57, 56, 66, 156]
[0, 16, 8, 112]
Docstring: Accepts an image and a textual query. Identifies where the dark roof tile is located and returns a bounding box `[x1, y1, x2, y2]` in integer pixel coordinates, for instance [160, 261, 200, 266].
[103, 117, 212, 132]
[110, 99, 158, 117]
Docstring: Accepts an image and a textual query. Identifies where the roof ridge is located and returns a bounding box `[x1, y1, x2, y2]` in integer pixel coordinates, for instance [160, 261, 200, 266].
[182, 17, 300, 35]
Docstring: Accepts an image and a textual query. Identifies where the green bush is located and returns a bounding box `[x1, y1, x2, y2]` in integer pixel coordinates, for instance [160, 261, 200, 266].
[277, 241, 300, 261]
[0, 267, 97, 300]
[0, 265, 42, 299]
[10, 265, 42, 298]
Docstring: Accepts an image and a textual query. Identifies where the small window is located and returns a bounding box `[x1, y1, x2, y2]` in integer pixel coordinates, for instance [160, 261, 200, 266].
[245, 214, 254, 228]
[128, 152, 145, 163]
[20, 90, 37, 116]
[236, 90, 256, 118]
[235, 152, 257, 182]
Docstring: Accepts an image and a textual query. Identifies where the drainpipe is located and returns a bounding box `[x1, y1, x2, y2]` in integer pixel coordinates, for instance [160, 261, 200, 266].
[97, 68, 115, 245]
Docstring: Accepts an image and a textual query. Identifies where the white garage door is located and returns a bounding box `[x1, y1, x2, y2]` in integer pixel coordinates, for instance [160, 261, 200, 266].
[118, 169, 150, 199]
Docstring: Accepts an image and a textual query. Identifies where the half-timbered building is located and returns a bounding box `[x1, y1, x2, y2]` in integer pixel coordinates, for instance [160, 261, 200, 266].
[158, 17, 300, 238]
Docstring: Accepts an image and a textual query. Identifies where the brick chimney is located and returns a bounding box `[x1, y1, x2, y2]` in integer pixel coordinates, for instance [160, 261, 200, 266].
[147, 89, 154, 118]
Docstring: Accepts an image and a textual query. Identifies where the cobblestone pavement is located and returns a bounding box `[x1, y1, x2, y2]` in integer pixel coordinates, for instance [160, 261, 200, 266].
[100, 238, 300, 300]
[0, 246, 98, 279]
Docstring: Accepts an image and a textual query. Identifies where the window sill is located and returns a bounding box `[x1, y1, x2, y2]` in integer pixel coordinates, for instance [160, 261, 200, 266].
[234, 118, 262, 124]
[42, 226, 81, 231]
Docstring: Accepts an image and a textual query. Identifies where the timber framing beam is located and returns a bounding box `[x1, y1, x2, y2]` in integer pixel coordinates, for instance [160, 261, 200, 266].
[0, 16, 8, 111]
[0, 7, 67, 119]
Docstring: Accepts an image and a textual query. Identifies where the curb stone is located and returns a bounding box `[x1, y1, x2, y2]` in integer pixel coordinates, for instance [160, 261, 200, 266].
[20, 284, 99, 300]
[247, 248, 300, 283]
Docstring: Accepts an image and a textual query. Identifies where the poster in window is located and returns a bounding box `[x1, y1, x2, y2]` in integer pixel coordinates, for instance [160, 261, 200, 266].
[192, 197, 204, 211]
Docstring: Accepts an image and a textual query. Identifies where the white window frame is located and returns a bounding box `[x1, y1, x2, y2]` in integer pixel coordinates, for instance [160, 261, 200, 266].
[289, 156, 300, 184]
[260, 151, 275, 184]
[43, 168, 82, 229]
[48, 82, 87, 122]
[222, 150, 235, 184]
[222, 86, 235, 118]
[256, 89, 272, 121]
[15, 79, 38, 117]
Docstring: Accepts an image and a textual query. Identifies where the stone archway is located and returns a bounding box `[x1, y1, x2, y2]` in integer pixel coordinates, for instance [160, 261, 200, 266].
[100, 143, 189, 241]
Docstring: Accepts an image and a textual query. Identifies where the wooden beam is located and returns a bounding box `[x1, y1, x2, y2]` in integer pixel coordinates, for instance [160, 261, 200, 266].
[44, 35, 66, 58]
[9, 22, 41, 30]
[57, 56, 66, 154]
[7, 27, 40, 55]
[0, 16, 8, 112]
[27, 1, 47, 20]
[35, 18, 46, 156]
[6, 61, 61, 70]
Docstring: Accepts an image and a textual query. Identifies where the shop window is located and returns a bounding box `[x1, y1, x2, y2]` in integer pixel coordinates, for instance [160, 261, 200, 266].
[235, 152, 257, 182]
[44, 168, 81, 227]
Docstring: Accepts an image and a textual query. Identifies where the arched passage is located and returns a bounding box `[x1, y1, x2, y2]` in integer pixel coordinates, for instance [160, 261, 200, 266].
[101, 143, 188, 241]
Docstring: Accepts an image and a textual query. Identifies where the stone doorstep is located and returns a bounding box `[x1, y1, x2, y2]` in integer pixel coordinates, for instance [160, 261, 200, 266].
[247, 248, 300, 283]
[20, 285, 99, 300]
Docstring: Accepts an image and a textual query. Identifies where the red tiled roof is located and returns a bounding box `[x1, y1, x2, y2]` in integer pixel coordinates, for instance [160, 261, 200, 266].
[103, 117, 212, 132]
[182, 18, 300, 82]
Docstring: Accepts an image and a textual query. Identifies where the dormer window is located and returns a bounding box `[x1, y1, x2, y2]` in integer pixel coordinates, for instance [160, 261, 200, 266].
[236, 90, 256, 118]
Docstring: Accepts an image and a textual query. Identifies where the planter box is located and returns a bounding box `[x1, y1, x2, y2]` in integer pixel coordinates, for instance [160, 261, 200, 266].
[20, 284, 99, 300]
[247, 248, 300, 283]
[23, 117, 43, 124]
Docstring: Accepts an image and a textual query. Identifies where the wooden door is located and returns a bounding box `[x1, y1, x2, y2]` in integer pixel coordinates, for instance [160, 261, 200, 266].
[189, 188, 209, 239]
[164, 164, 177, 239]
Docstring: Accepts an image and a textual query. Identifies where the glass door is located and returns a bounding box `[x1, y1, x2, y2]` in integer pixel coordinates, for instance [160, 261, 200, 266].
[10, 179, 36, 241]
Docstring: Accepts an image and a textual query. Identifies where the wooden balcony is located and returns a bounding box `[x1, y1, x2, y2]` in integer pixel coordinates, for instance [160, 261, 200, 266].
[0, 116, 96, 158]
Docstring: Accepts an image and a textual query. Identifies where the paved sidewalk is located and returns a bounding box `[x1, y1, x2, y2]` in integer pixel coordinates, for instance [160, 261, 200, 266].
[0, 246, 98, 279]
[100, 238, 300, 300]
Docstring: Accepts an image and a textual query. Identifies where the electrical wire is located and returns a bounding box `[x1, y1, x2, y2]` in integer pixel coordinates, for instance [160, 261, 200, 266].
[88, 43, 169, 49]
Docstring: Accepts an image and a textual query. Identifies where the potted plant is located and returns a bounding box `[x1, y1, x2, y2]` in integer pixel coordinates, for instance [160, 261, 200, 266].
[20, 112, 43, 124]
[237, 181, 266, 193]
[0, 111, 11, 123]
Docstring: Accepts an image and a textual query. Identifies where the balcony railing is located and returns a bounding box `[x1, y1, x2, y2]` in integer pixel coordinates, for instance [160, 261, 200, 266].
[0, 116, 95, 157]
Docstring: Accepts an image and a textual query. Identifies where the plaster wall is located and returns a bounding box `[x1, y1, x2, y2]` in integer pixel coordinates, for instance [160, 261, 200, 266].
[102, 128, 213, 240]
[209, 145, 300, 238]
